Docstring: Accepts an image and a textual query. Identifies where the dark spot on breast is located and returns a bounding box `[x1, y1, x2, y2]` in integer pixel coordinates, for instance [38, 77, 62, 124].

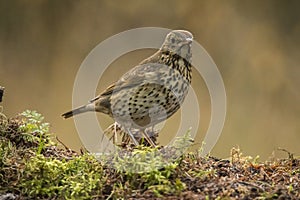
[174, 82, 179, 88]
[166, 77, 172, 83]
[180, 84, 184, 92]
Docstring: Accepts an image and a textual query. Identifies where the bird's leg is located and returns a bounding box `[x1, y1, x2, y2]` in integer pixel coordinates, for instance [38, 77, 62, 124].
[141, 129, 156, 147]
[150, 126, 155, 135]
[113, 122, 118, 144]
[126, 128, 139, 146]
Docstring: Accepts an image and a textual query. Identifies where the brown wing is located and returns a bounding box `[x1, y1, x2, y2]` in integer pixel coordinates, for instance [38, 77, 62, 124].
[90, 62, 168, 103]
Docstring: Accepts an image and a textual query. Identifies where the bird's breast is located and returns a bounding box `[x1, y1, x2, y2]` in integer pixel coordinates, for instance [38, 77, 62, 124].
[109, 67, 190, 129]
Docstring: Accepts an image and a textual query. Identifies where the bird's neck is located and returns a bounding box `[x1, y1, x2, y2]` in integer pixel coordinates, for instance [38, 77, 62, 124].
[159, 50, 192, 83]
[139, 50, 192, 83]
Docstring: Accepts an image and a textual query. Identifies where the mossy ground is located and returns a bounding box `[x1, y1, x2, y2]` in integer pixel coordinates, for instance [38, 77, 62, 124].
[0, 110, 299, 199]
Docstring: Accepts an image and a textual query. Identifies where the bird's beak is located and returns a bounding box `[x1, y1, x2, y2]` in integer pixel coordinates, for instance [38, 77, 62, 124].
[182, 38, 193, 45]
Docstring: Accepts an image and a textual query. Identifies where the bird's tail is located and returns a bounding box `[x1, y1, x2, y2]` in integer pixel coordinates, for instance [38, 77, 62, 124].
[62, 104, 93, 119]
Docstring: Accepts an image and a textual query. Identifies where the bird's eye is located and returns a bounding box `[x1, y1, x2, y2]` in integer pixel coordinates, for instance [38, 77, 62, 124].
[171, 38, 175, 43]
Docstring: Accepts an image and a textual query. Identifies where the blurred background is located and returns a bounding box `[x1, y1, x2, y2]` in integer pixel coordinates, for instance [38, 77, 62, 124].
[0, 0, 299, 160]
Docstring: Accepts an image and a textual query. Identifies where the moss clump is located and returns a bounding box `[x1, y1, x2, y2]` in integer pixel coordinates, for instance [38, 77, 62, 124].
[0, 110, 190, 199]
[102, 146, 186, 198]
[21, 154, 105, 199]
[0, 110, 105, 199]
[0, 110, 300, 199]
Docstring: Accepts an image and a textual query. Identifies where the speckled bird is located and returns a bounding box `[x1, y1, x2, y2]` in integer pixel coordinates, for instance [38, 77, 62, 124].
[62, 30, 193, 146]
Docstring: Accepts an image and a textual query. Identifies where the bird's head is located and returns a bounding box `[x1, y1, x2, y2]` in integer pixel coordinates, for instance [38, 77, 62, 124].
[161, 30, 193, 61]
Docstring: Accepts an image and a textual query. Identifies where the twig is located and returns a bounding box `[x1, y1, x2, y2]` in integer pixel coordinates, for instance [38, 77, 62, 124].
[56, 136, 72, 151]
[278, 147, 294, 160]
[236, 181, 265, 192]
[0, 86, 4, 103]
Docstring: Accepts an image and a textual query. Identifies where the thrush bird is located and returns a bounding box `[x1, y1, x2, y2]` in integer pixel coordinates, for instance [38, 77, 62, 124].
[62, 30, 193, 146]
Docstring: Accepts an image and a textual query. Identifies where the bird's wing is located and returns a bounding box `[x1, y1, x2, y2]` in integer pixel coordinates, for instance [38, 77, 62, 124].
[89, 63, 169, 103]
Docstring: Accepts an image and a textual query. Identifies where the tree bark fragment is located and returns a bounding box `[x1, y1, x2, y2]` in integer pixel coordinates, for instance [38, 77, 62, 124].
[0, 86, 4, 103]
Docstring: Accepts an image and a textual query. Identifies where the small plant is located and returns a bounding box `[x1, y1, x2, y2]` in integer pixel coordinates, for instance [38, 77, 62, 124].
[18, 110, 55, 152]
[170, 128, 194, 155]
[189, 168, 216, 179]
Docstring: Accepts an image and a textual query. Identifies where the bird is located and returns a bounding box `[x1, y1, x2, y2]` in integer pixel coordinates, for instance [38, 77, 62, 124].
[62, 30, 193, 147]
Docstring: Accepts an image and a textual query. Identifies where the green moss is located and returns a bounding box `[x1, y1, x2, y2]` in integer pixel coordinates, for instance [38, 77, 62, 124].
[21, 154, 105, 199]
[0, 110, 300, 199]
